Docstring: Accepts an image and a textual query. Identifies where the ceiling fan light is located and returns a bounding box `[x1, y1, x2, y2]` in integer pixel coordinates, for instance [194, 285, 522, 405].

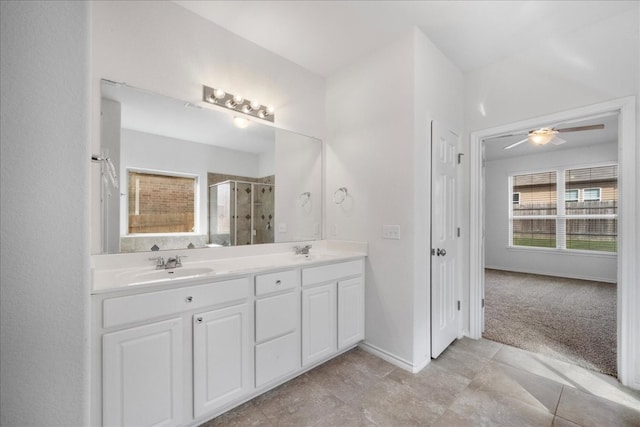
[528, 128, 557, 146]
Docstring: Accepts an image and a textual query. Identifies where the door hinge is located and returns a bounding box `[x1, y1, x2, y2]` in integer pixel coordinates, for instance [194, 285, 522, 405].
[457, 153, 464, 164]
[457, 300, 461, 311]
[457, 227, 461, 237]
[482, 298, 485, 308]
[431, 248, 435, 256]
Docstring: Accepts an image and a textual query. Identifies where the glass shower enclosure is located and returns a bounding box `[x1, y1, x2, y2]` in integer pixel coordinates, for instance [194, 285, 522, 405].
[209, 180, 275, 246]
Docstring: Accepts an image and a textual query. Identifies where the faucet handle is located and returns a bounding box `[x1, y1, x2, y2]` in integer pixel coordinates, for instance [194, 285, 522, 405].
[149, 256, 165, 268]
[175, 255, 187, 266]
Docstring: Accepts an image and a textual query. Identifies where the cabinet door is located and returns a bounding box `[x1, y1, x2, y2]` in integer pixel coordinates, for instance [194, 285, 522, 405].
[302, 283, 337, 366]
[103, 318, 183, 427]
[193, 303, 251, 418]
[338, 277, 365, 349]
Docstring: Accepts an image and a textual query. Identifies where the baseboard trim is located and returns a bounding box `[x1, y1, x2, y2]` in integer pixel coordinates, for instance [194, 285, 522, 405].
[358, 342, 430, 373]
[484, 265, 617, 284]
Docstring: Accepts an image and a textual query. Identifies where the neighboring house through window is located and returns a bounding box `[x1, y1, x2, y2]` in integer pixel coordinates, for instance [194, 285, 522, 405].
[509, 164, 617, 252]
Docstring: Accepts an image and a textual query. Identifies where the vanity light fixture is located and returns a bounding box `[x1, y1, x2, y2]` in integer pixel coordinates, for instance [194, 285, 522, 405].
[203, 85, 274, 123]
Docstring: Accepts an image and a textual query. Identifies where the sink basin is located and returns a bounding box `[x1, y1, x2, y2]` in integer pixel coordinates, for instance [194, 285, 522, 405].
[290, 253, 339, 263]
[117, 267, 215, 285]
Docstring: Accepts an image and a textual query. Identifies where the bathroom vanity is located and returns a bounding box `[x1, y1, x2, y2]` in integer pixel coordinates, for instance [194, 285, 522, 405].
[91, 241, 366, 427]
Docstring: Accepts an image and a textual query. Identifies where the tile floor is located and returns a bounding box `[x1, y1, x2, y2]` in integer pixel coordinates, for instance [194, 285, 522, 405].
[201, 338, 640, 426]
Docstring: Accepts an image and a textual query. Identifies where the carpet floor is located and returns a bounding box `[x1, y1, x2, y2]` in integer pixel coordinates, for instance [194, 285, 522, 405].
[483, 269, 617, 377]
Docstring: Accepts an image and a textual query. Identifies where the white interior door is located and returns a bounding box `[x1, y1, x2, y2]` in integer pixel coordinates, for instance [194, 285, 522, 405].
[431, 120, 460, 358]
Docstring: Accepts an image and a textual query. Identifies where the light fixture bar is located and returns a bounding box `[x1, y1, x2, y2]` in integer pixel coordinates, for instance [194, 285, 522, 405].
[202, 85, 274, 123]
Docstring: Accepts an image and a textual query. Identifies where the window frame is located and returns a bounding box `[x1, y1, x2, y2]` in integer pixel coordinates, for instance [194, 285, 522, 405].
[508, 162, 617, 254]
[125, 168, 200, 236]
[582, 187, 602, 202]
[565, 189, 579, 202]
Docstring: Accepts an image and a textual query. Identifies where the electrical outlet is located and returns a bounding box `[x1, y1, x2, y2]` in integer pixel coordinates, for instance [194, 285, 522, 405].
[382, 225, 401, 240]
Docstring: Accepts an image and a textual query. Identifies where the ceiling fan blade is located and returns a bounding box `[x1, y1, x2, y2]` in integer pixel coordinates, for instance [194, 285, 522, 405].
[556, 124, 604, 133]
[550, 136, 567, 145]
[503, 137, 528, 150]
[487, 131, 528, 139]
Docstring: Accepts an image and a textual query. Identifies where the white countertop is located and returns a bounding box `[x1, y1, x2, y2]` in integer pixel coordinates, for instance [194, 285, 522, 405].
[91, 240, 367, 294]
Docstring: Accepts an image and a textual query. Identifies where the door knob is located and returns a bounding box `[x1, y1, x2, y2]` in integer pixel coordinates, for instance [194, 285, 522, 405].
[437, 248, 447, 256]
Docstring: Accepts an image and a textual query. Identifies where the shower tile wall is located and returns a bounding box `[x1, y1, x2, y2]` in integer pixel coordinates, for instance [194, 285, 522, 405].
[208, 173, 275, 246]
[236, 182, 253, 245]
[254, 184, 275, 244]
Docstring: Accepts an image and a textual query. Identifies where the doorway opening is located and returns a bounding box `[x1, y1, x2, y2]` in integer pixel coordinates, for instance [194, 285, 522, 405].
[480, 114, 618, 375]
[468, 97, 637, 387]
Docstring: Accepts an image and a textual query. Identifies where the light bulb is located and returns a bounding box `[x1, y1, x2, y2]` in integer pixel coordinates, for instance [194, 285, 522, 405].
[266, 106, 275, 115]
[233, 94, 244, 104]
[233, 116, 249, 128]
[528, 128, 556, 146]
[250, 100, 261, 110]
[241, 105, 252, 114]
[213, 88, 226, 99]
[225, 99, 237, 109]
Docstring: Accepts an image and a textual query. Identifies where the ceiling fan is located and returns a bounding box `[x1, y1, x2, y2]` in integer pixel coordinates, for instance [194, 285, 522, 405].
[500, 124, 605, 150]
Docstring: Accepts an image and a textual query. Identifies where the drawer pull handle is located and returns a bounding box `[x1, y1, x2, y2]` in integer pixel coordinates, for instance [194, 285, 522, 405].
[196, 317, 203, 323]
[186, 296, 193, 303]
[275, 280, 282, 286]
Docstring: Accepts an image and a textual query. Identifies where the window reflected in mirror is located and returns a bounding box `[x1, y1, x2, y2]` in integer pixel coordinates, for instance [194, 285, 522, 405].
[128, 171, 197, 234]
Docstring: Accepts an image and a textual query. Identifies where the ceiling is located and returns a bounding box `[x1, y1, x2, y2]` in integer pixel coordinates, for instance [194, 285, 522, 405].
[483, 113, 618, 161]
[173, 1, 637, 76]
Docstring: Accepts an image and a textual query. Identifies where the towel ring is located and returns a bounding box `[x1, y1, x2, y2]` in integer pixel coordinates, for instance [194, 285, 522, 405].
[299, 192, 311, 207]
[333, 187, 348, 204]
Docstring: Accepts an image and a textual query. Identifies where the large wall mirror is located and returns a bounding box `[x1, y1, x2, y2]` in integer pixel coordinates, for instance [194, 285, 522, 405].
[98, 79, 322, 254]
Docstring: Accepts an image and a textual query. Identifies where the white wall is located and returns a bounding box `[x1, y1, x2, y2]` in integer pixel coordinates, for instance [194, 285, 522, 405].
[91, 0, 325, 253]
[325, 28, 463, 369]
[0, 1, 90, 425]
[121, 129, 264, 237]
[485, 143, 618, 282]
[412, 29, 465, 364]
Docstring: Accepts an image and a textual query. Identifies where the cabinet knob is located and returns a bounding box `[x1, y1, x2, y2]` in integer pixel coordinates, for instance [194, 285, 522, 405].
[275, 280, 282, 286]
[196, 317, 203, 323]
[186, 296, 193, 303]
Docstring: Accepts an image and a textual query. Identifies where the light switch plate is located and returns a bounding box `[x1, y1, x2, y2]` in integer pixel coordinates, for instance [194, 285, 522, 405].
[278, 223, 287, 233]
[382, 225, 401, 240]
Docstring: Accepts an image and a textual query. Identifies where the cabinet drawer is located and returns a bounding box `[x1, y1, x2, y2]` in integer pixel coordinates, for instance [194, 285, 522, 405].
[103, 277, 250, 329]
[255, 332, 300, 387]
[255, 269, 298, 296]
[302, 259, 363, 286]
[255, 291, 298, 342]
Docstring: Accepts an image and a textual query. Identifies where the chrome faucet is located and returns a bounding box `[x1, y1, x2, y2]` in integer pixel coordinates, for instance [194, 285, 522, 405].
[294, 244, 312, 255]
[149, 255, 186, 269]
[149, 256, 165, 269]
[165, 255, 184, 269]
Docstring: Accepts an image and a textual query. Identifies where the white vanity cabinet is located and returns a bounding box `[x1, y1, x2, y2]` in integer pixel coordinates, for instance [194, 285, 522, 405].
[93, 254, 365, 427]
[254, 269, 301, 387]
[301, 259, 365, 366]
[302, 283, 337, 366]
[193, 302, 252, 418]
[102, 317, 183, 427]
[94, 277, 251, 427]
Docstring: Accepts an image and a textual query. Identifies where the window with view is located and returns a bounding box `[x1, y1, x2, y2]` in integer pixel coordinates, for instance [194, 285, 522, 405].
[510, 165, 617, 253]
[128, 171, 197, 234]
